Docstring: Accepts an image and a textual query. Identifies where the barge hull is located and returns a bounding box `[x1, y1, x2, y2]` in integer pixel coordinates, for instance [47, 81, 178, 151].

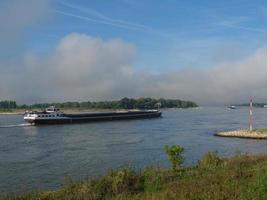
[32, 111, 161, 124]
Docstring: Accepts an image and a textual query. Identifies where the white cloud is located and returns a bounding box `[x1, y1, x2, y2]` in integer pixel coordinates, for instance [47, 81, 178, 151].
[6, 33, 137, 103]
[150, 45, 267, 105]
[2, 27, 267, 105]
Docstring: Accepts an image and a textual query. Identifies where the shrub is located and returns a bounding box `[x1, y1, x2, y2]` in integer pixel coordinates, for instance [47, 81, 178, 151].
[164, 145, 184, 172]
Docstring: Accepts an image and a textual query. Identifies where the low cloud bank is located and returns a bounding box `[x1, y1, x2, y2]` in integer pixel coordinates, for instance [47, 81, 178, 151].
[2, 33, 267, 105]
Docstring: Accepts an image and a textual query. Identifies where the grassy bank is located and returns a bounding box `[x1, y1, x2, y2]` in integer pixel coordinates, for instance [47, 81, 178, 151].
[3, 147, 267, 200]
[0, 109, 25, 115]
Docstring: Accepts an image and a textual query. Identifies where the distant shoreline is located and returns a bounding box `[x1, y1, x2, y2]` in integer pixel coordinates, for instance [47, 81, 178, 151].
[0, 111, 24, 115]
[0, 98, 198, 112]
[0, 113, 23, 115]
[0, 107, 201, 115]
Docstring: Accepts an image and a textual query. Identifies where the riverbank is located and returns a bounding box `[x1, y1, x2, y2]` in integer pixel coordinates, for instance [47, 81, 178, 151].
[0, 112, 24, 115]
[3, 148, 267, 200]
[215, 129, 267, 139]
[0, 108, 125, 115]
[0, 107, 199, 115]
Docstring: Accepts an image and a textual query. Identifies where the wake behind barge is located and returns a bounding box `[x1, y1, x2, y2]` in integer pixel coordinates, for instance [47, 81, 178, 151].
[24, 106, 162, 125]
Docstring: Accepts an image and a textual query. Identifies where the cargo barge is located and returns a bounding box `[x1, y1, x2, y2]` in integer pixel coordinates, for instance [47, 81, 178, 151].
[24, 106, 162, 124]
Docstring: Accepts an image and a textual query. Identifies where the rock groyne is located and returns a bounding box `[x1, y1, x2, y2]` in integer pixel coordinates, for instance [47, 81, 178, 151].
[215, 129, 267, 139]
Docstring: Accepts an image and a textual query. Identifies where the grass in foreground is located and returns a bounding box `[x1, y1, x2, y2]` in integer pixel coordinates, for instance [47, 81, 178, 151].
[3, 147, 267, 200]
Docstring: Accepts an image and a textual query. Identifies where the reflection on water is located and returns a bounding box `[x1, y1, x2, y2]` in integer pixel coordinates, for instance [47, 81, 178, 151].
[1, 107, 267, 193]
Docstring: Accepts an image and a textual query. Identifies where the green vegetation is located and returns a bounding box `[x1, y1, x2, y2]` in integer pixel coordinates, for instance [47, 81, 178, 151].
[0, 101, 17, 109]
[164, 145, 184, 172]
[4, 145, 267, 200]
[0, 98, 198, 112]
[0, 101, 17, 112]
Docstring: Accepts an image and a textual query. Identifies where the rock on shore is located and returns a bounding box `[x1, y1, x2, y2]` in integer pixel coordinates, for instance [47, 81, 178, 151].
[215, 129, 267, 139]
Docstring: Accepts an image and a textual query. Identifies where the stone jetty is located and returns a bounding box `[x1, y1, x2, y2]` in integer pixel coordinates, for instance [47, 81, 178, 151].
[215, 129, 267, 139]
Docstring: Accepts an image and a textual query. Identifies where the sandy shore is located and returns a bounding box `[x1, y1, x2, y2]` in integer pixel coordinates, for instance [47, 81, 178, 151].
[215, 129, 267, 139]
[0, 112, 24, 115]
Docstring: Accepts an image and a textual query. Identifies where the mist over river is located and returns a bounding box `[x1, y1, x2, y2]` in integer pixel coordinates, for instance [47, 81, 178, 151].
[1, 107, 267, 193]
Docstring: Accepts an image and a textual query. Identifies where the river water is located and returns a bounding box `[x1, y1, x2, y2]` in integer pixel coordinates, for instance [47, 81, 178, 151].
[1, 107, 267, 193]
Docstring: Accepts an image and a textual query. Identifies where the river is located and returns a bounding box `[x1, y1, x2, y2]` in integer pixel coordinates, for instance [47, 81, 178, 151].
[1, 107, 267, 193]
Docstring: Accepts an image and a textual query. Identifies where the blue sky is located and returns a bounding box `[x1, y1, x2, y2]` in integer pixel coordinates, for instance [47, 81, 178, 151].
[2, 0, 267, 104]
[25, 0, 267, 71]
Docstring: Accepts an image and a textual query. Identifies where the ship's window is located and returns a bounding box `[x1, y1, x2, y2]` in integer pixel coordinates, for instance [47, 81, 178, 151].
[38, 115, 40, 117]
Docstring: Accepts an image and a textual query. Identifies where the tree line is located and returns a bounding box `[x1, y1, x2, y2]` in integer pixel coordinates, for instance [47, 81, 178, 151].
[0, 100, 17, 109]
[0, 98, 198, 110]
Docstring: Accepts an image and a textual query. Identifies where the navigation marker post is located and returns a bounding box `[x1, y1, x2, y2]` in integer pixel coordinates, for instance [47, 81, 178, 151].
[249, 98, 253, 131]
[155, 103, 161, 111]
